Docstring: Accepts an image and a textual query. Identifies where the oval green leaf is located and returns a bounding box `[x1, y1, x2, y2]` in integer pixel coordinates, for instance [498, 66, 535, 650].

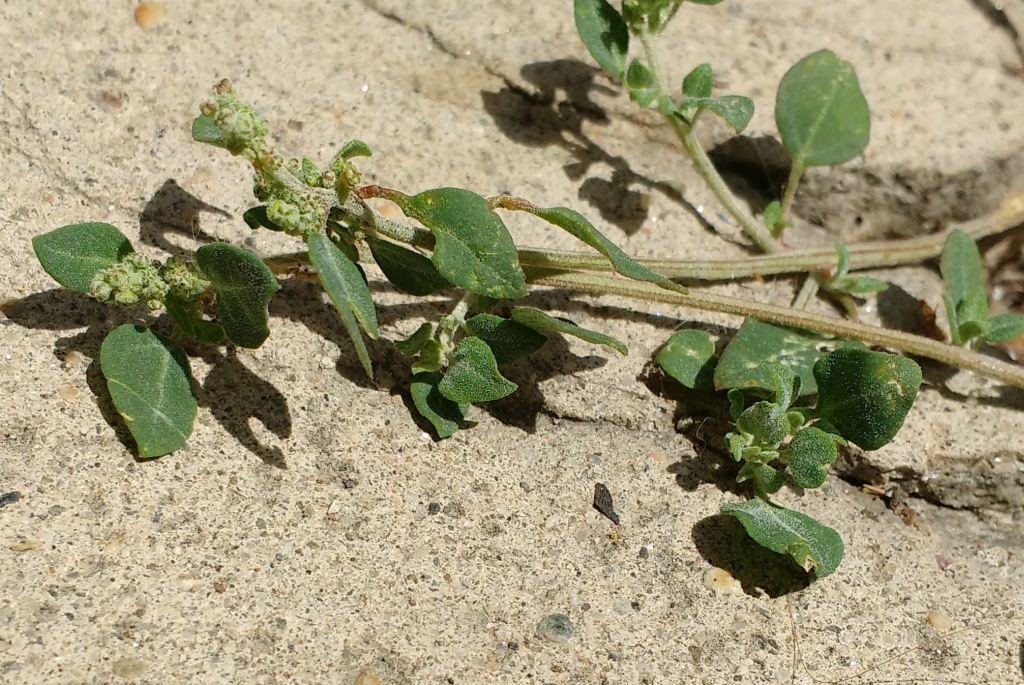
[307, 231, 378, 378]
[679, 95, 755, 133]
[164, 294, 225, 345]
[100, 324, 197, 458]
[396, 188, 526, 300]
[813, 348, 921, 450]
[510, 307, 627, 355]
[32, 222, 134, 293]
[365, 235, 452, 296]
[574, 0, 630, 76]
[464, 314, 548, 366]
[438, 337, 518, 404]
[411, 371, 468, 439]
[775, 50, 870, 170]
[655, 329, 717, 391]
[243, 206, 286, 232]
[195, 242, 280, 349]
[625, 59, 659, 107]
[720, 498, 844, 577]
[983, 312, 1024, 343]
[940, 229, 988, 342]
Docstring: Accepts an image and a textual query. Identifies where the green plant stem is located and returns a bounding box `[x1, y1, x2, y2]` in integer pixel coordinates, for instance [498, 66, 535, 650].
[522, 267, 1024, 390]
[792, 274, 820, 309]
[779, 164, 803, 221]
[636, 27, 781, 254]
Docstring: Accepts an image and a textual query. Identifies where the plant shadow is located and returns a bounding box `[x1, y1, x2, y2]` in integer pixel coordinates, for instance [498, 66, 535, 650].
[692, 514, 811, 597]
[480, 58, 712, 237]
[138, 178, 231, 257]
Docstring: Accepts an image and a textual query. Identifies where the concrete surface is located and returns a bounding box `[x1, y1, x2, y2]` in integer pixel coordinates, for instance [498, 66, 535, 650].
[1, 1, 1023, 683]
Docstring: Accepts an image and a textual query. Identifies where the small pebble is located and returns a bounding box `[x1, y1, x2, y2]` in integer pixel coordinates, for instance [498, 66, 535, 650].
[58, 383, 79, 402]
[0, 491, 21, 508]
[520, 480, 535, 493]
[703, 567, 739, 594]
[612, 599, 631, 615]
[214, 582, 226, 594]
[537, 613, 575, 643]
[134, 2, 166, 30]
[327, 500, 341, 515]
[427, 502, 441, 515]
[639, 545, 651, 560]
[926, 610, 953, 631]
[343, 479, 357, 489]
[111, 657, 148, 678]
[353, 669, 382, 685]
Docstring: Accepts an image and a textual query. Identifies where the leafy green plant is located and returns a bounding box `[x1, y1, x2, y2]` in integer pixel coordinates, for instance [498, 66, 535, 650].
[27, 2, 1024, 579]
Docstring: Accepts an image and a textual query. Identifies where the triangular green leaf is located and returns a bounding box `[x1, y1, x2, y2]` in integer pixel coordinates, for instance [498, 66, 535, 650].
[438, 337, 518, 403]
[682, 63, 714, 99]
[100, 324, 197, 458]
[32, 222, 134, 293]
[307, 231, 378, 378]
[679, 95, 755, 133]
[464, 314, 548, 366]
[510, 307, 627, 355]
[721, 498, 844, 577]
[573, 0, 630, 76]
[195, 242, 280, 349]
[365, 235, 452, 296]
[410, 371, 468, 439]
[655, 329, 717, 391]
[813, 348, 921, 450]
[775, 50, 870, 171]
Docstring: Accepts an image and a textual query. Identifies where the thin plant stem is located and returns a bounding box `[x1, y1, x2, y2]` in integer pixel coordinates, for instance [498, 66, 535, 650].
[779, 164, 803, 221]
[792, 275, 820, 309]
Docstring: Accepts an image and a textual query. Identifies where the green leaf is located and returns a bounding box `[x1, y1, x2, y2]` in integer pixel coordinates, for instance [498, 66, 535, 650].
[510, 307, 627, 355]
[410, 371, 468, 439]
[721, 498, 844, 577]
[783, 426, 838, 489]
[338, 139, 372, 159]
[395, 322, 435, 357]
[813, 348, 921, 450]
[195, 242, 280, 349]
[682, 63, 714, 99]
[727, 388, 745, 421]
[737, 462, 786, 495]
[625, 59, 659, 107]
[412, 338, 444, 375]
[307, 231, 378, 378]
[525, 206, 671, 285]
[243, 206, 286, 232]
[438, 337, 518, 403]
[765, 363, 800, 411]
[775, 50, 870, 171]
[365, 235, 452, 296]
[940, 229, 988, 344]
[736, 401, 792, 447]
[828, 275, 889, 295]
[191, 114, 229, 149]
[679, 95, 755, 133]
[655, 329, 717, 391]
[574, 0, 630, 76]
[686, 0, 725, 4]
[715, 319, 860, 395]
[763, 201, 785, 238]
[983, 312, 1024, 343]
[100, 324, 197, 458]
[394, 188, 526, 300]
[164, 294, 225, 345]
[464, 314, 548, 366]
[32, 222, 134, 293]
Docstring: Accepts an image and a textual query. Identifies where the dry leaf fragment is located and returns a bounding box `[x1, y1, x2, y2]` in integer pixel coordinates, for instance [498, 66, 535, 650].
[10, 539, 44, 551]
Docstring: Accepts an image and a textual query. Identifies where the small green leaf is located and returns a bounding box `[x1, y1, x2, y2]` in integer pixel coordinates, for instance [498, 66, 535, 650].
[715, 319, 860, 395]
[655, 329, 717, 391]
[736, 401, 792, 447]
[727, 388, 745, 421]
[775, 50, 870, 172]
[394, 188, 526, 300]
[679, 95, 755, 133]
[195, 242, 279, 349]
[338, 139, 372, 159]
[763, 201, 785, 238]
[828, 275, 890, 295]
[191, 114, 229, 149]
[765, 363, 800, 411]
[574, 0, 630, 76]
[164, 294, 225, 345]
[721, 498, 844, 577]
[813, 348, 921, 450]
[395, 323, 435, 357]
[940, 230, 988, 344]
[783, 426, 838, 489]
[243, 206, 287, 232]
[737, 462, 786, 495]
[686, 0, 725, 4]
[307, 231, 378, 378]
[510, 307, 627, 355]
[438, 337, 518, 403]
[983, 312, 1024, 343]
[365, 236, 452, 296]
[412, 338, 445, 375]
[100, 324, 197, 458]
[410, 371, 468, 439]
[32, 222, 134, 293]
[625, 59, 659, 107]
[682, 63, 714, 99]
[524, 206, 671, 285]
[464, 314, 547, 366]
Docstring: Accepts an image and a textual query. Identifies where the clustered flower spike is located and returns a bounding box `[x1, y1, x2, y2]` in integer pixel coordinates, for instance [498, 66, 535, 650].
[90, 253, 169, 311]
[199, 79, 270, 160]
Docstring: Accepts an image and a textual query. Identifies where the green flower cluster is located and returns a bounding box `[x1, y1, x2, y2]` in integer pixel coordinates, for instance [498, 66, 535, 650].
[89, 254, 210, 311]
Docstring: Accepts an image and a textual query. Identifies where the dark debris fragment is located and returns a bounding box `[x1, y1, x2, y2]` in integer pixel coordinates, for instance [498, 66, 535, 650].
[593, 482, 619, 525]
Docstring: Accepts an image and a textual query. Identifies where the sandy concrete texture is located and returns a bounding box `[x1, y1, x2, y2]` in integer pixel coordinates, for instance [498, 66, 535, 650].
[1, 1, 1024, 683]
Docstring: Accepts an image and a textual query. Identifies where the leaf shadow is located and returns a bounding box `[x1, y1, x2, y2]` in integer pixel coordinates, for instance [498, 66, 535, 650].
[480, 58, 713, 238]
[692, 514, 811, 597]
[706, 135, 791, 214]
[138, 178, 231, 258]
